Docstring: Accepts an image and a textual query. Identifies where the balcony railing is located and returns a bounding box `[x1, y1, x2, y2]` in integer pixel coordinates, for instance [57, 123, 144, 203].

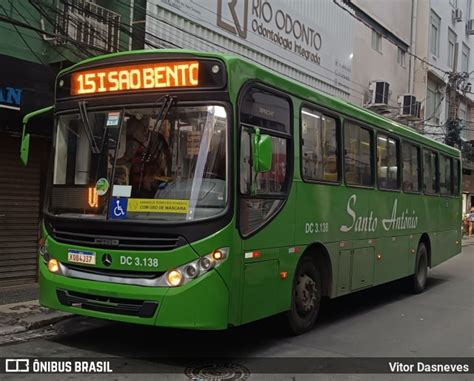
[56, 0, 120, 53]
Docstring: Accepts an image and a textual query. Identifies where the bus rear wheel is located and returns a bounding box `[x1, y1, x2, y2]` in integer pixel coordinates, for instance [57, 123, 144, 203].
[286, 257, 322, 335]
[410, 242, 428, 294]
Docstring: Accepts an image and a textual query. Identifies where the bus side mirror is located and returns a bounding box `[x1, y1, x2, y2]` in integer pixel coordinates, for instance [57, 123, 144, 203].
[20, 125, 30, 167]
[251, 128, 272, 173]
[20, 105, 54, 166]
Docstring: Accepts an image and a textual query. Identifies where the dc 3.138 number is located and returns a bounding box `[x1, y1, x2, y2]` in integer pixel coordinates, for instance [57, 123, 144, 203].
[120, 256, 159, 268]
[305, 222, 329, 234]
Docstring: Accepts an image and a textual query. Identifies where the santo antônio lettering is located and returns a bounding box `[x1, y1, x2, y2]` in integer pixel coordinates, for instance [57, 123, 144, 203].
[340, 194, 418, 233]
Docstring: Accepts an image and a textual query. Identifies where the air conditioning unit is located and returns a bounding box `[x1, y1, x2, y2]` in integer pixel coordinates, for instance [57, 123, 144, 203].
[465, 82, 472, 93]
[369, 81, 390, 105]
[453, 8, 463, 22]
[398, 95, 421, 120]
[467, 19, 474, 35]
[414, 101, 421, 118]
[367, 81, 390, 113]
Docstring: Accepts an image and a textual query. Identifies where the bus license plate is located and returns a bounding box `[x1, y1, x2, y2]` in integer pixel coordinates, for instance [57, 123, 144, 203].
[68, 249, 96, 265]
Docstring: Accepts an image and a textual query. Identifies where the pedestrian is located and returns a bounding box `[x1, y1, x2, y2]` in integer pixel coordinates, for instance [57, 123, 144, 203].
[464, 214, 470, 236]
[469, 208, 474, 236]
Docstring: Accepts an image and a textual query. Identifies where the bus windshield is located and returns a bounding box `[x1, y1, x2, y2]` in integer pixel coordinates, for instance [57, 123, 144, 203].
[49, 105, 228, 222]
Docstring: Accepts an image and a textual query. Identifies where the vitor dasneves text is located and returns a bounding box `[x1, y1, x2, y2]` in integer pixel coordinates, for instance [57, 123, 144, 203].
[389, 361, 469, 373]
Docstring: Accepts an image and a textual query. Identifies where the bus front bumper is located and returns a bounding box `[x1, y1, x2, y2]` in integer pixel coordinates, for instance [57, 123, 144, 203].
[39, 260, 229, 329]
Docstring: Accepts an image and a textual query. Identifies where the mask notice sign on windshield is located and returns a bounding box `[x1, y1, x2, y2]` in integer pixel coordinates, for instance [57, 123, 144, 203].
[127, 199, 189, 214]
[107, 198, 189, 219]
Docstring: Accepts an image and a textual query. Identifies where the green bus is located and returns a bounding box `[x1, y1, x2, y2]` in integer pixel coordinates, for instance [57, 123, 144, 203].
[22, 50, 462, 334]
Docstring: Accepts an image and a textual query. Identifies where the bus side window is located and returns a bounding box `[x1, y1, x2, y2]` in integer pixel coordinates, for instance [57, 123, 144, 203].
[301, 108, 339, 182]
[453, 159, 460, 195]
[440, 155, 452, 195]
[377, 134, 399, 190]
[423, 149, 438, 194]
[238, 86, 291, 236]
[344, 122, 373, 187]
[402, 143, 421, 192]
[240, 129, 288, 196]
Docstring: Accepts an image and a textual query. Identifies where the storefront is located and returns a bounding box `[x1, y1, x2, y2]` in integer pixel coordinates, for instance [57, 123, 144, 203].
[0, 54, 55, 285]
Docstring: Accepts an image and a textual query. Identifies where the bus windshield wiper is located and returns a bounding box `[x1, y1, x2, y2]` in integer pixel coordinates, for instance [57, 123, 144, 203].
[141, 95, 176, 163]
[78, 101, 101, 154]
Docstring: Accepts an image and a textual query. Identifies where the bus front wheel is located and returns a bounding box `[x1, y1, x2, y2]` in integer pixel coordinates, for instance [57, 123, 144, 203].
[286, 256, 322, 335]
[410, 242, 428, 294]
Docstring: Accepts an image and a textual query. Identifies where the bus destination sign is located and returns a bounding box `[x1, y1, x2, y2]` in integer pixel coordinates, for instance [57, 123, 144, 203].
[70, 61, 200, 96]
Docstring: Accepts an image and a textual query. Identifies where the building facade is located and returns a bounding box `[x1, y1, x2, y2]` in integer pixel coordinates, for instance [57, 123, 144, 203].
[411, 0, 474, 212]
[345, 0, 474, 214]
[348, 0, 414, 120]
[411, 0, 473, 138]
[145, 0, 355, 99]
[0, 0, 135, 285]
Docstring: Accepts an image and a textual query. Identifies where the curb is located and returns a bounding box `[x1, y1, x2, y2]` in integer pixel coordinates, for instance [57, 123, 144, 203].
[0, 325, 27, 336]
[0, 300, 73, 337]
[23, 311, 73, 330]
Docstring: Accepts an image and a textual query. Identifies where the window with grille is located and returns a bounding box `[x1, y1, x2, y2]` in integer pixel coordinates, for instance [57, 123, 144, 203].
[56, 0, 120, 53]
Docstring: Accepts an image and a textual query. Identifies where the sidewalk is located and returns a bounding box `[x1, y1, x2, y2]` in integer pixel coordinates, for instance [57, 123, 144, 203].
[0, 283, 72, 337]
[462, 235, 474, 246]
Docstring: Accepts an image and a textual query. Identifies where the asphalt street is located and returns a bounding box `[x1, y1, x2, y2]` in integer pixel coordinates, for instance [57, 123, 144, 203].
[0, 244, 473, 380]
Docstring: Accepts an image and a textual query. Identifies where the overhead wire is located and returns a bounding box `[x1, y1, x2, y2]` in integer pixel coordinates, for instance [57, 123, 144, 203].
[2, 0, 401, 108]
[12, 0, 85, 63]
[0, 15, 107, 54]
[3, 0, 454, 127]
[0, 2, 185, 66]
[29, 0, 123, 56]
[56, 0, 180, 50]
[0, 3, 57, 72]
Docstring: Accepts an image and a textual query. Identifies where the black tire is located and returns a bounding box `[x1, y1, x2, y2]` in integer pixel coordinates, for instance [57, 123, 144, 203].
[286, 256, 322, 335]
[410, 242, 428, 294]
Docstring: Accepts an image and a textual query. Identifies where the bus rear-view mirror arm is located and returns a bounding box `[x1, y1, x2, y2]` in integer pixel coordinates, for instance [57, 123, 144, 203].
[250, 127, 272, 195]
[20, 106, 54, 166]
[251, 127, 272, 174]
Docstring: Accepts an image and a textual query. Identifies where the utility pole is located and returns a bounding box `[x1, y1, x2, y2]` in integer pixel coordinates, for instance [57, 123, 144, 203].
[445, 42, 468, 148]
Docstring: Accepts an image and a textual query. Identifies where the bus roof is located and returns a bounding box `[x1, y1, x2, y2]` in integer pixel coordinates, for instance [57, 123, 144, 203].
[60, 49, 460, 157]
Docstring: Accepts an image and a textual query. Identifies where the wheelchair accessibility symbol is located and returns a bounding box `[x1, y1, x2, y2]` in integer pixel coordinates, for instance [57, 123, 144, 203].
[114, 200, 125, 216]
[109, 197, 127, 219]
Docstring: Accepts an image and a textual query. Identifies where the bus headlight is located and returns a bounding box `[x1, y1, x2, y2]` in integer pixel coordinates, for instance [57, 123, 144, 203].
[161, 247, 229, 287]
[211, 249, 225, 260]
[184, 263, 199, 279]
[48, 259, 60, 274]
[198, 256, 214, 271]
[166, 270, 183, 286]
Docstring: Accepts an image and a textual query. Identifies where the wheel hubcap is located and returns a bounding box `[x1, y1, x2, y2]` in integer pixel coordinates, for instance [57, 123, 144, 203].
[295, 274, 318, 315]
